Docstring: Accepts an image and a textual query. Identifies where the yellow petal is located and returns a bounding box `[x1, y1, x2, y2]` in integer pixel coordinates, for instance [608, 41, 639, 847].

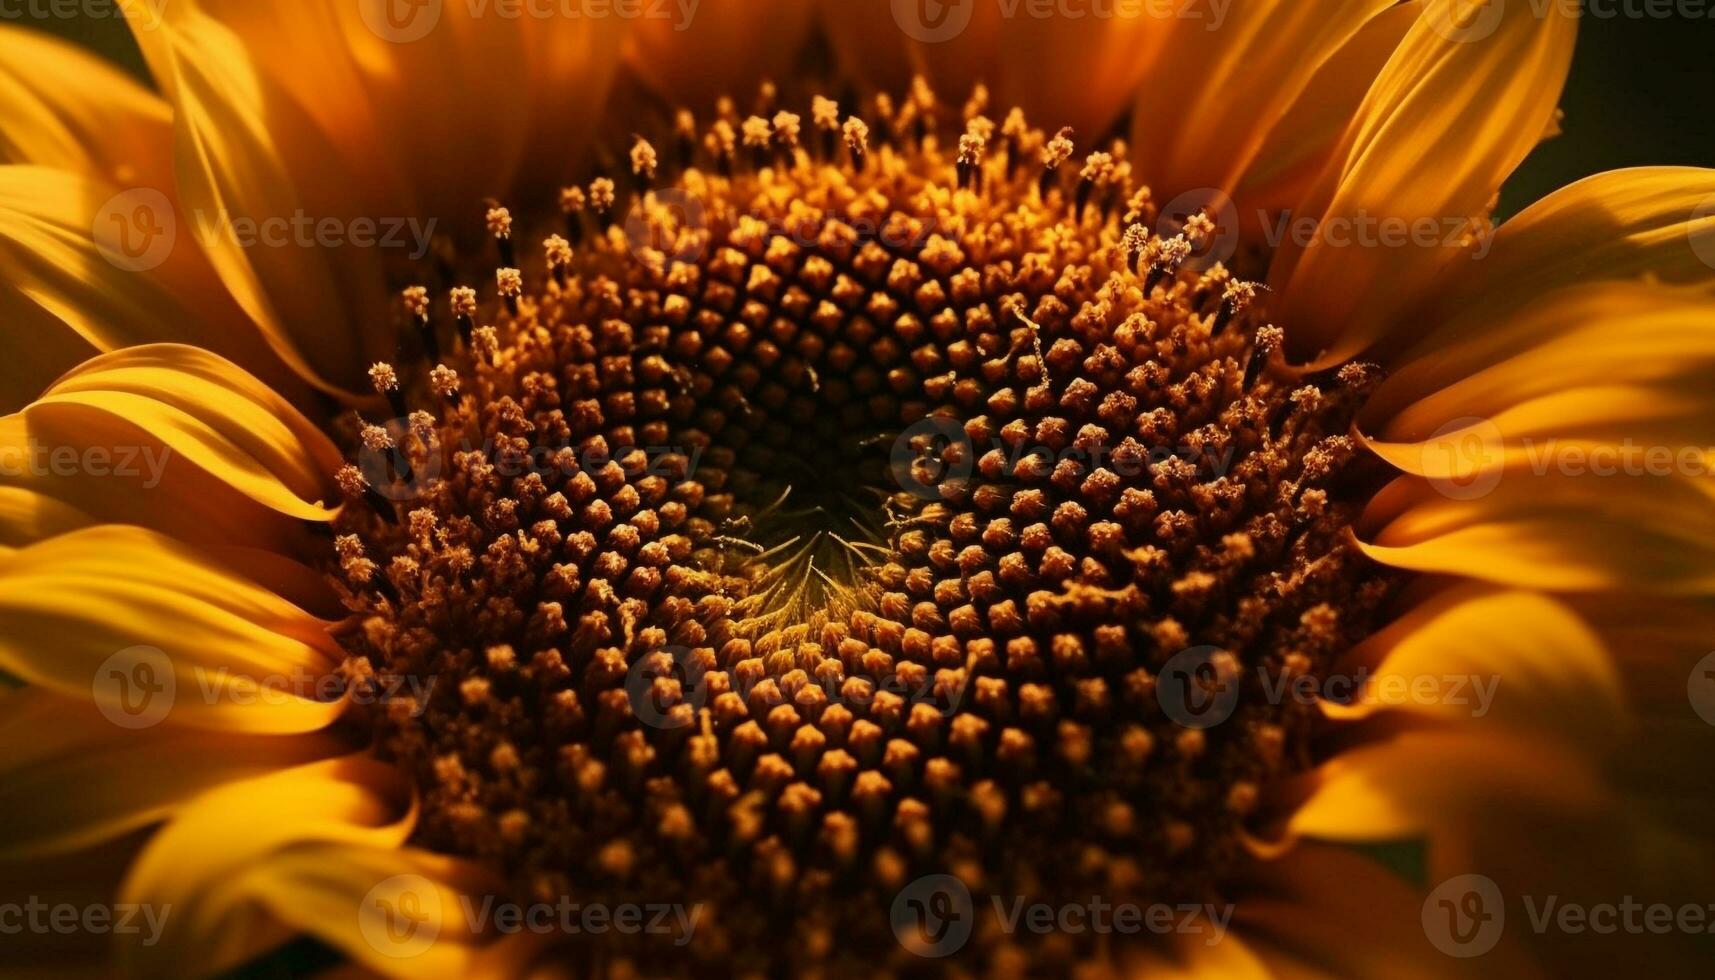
[0, 687, 341, 860]
[1324, 581, 1624, 747]
[1399, 166, 1715, 365]
[1368, 282, 1715, 433]
[118, 755, 413, 978]
[0, 524, 346, 733]
[1267, 0, 1576, 366]
[27, 343, 342, 522]
[1235, 1, 1422, 220]
[137, 0, 625, 233]
[238, 843, 562, 980]
[0, 24, 174, 190]
[127, 6, 399, 396]
[1287, 729, 1606, 844]
[0, 166, 293, 410]
[1236, 842, 1541, 979]
[1360, 474, 1715, 594]
[1128, 0, 1397, 201]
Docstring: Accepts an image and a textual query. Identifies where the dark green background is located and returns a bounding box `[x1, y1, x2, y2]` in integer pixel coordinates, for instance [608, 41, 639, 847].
[20, 5, 1714, 217]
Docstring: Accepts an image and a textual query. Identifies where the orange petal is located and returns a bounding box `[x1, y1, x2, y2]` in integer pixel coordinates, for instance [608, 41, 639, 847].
[1128, 0, 1397, 200]
[627, 0, 817, 112]
[1235, 1, 1422, 220]
[1267, 0, 1576, 366]
[0, 24, 174, 190]
[1382, 166, 1715, 373]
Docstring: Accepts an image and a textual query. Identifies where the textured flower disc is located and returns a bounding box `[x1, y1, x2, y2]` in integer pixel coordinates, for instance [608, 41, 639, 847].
[330, 85, 1399, 973]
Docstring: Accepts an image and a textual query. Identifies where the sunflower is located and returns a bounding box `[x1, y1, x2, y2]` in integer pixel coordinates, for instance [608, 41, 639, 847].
[4, 0, 1715, 976]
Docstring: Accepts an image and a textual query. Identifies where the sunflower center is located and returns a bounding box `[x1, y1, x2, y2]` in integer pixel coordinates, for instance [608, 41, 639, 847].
[327, 85, 1395, 970]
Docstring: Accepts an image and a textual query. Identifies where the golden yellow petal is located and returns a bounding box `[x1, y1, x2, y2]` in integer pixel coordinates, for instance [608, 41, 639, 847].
[1390, 166, 1715, 367]
[0, 167, 294, 410]
[1360, 474, 1715, 594]
[0, 25, 173, 190]
[1236, 843, 1541, 979]
[239, 843, 562, 980]
[26, 343, 342, 522]
[1128, 0, 1397, 201]
[0, 687, 341, 860]
[1267, 0, 1576, 366]
[126, 7, 400, 396]
[118, 755, 413, 979]
[1286, 729, 1606, 844]
[1234, 1, 1422, 220]
[0, 524, 347, 733]
[1368, 282, 1715, 432]
[136, 0, 625, 233]
[1323, 581, 1624, 747]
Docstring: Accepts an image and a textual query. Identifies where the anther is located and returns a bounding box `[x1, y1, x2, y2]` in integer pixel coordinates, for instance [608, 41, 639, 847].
[588, 177, 616, 226]
[559, 186, 586, 239]
[335, 463, 398, 525]
[450, 286, 478, 343]
[843, 118, 870, 172]
[1244, 325, 1283, 391]
[430, 363, 462, 406]
[402, 285, 437, 362]
[544, 235, 573, 288]
[1213, 280, 1258, 336]
[1143, 236, 1191, 294]
[1039, 127, 1074, 199]
[369, 361, 408, 418]
[956, 131, 986, 191]
[812, 96, 840, 159]
[772, 110, 801, 161]
[631, 137, 659, 193]
[486, 205, 515, 267]
[496, 268, 523, 316]
[1075, 152, 1113, 220]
